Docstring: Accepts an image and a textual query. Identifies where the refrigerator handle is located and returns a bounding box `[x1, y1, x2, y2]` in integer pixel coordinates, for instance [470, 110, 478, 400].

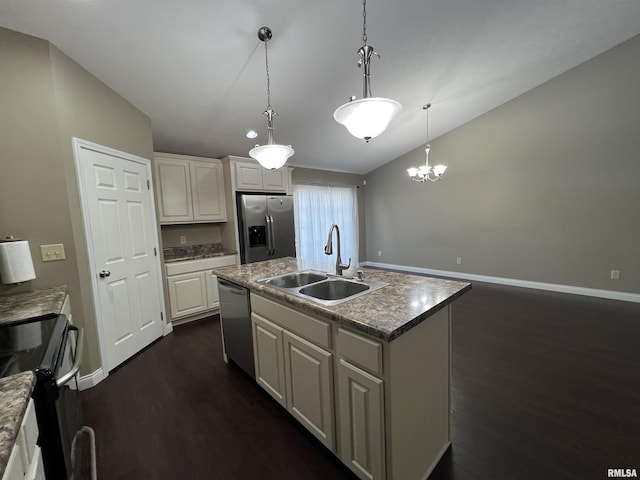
[266, 215, 274, 256]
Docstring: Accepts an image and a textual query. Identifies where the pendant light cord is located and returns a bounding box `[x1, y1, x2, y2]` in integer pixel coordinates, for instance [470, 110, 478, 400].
[362, 0, 368, 45]
[264, 40, 272, 110]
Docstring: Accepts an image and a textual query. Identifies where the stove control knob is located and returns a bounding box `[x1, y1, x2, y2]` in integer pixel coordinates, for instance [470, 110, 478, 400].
[99, 270, 111, 278]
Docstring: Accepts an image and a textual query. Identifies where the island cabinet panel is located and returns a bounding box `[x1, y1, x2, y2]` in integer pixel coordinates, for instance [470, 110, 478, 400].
[283, 330, 334, 450]
[251, 293, 336, 451]
[252, 313, 287, 407]
[337, 358, 385, 480]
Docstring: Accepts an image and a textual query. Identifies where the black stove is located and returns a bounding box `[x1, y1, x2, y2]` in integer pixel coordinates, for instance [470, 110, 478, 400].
[0, 313, 83, 479]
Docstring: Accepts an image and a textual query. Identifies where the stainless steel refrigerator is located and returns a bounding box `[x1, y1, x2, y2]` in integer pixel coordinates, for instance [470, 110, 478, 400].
[237, 194, 296, 264]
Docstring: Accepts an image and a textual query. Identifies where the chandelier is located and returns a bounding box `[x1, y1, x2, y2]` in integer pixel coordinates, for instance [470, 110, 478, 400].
[333, 0, 402, 142]
[249, 27, 294, 170]
[407, 103, 447, 182]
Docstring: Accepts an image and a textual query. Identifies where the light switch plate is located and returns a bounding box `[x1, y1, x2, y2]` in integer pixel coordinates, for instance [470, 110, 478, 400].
[40, 244, 66, 262]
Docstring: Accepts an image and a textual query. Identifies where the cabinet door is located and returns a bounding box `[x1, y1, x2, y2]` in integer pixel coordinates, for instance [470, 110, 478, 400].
[155, 157, 193, 223]
[190, 161, 227, 222]
[234, 161, 263, 190]
[3, 445, 24, 480]
[283, 330, 335, 450]
[338, 358, 385, 480]
[252, 313, 287, 407]
[167, 272, 207, 319]
[205, 271, 220, 309]
[261, 168, 287, 191]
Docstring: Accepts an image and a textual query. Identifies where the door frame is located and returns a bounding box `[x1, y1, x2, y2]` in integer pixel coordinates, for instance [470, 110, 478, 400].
[73, 137, 171, 379]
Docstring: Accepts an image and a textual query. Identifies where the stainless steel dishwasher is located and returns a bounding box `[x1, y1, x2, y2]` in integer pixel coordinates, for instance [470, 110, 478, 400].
[217, 278, 255, 379]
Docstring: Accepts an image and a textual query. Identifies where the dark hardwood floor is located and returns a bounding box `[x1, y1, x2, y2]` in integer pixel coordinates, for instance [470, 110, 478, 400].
[81, 282, 640, 480]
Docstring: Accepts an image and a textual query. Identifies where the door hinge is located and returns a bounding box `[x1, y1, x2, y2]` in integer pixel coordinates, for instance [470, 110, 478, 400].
[154, 247, 157, 256]
[161, 311, 164, 321]
[147, 179, 150, 190]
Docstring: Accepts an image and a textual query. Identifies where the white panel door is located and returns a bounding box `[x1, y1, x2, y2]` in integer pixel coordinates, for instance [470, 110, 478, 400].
[283, 330, 334, 450]
[251, 313, 286, 407]
[338, 358, 385, 480]
[167, 272, 207, 319]
[190, 161, 226, 222]
[76, 140, 164, 371]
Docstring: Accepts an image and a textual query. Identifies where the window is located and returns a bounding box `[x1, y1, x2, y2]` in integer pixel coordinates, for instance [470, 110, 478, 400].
[293, 184, 359, 269]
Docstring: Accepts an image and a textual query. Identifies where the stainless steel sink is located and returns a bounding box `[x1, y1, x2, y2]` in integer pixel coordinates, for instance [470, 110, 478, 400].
[257, 271, 388, 306]
[261, 271, 328, 288]
[299, 278, 369, 300]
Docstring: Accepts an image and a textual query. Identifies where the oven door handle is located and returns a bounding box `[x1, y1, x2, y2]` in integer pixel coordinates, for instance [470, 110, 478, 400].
[57, 325, 84, 388]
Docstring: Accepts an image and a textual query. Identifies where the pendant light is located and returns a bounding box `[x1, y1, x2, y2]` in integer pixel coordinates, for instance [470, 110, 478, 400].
[407, 103, 447, 182]
[249, 27, 294, 170]
[334, 0, 402, 142]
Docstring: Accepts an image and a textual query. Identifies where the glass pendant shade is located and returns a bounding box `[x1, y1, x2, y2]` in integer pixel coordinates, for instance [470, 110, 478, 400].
[249, 144, 294, 170]
[334, 98, 402, 141]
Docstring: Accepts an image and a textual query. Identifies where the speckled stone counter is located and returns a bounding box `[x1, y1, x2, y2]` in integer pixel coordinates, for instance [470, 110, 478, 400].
[0, 371, 35, 478]
[212, 257, 471, 341]
[0, 285, 68, 326]
[163, 243, 237, 263]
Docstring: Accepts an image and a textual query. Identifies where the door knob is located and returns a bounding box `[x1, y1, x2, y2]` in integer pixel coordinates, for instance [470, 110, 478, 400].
[99, 270, 111, 278]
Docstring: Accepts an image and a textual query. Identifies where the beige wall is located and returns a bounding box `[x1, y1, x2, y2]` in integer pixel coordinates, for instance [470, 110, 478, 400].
[365, 34, 640, 294]
[292, 167, 367, 262]
[0, 27, 157, 374]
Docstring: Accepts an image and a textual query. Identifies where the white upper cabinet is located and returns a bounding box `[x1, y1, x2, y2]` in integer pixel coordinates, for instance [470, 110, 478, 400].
[232, 158, 290, 193]
[154, 153, 226, 224]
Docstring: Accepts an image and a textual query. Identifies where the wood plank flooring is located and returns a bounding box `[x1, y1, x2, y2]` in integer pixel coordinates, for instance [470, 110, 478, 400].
[81, 282, 640, 480]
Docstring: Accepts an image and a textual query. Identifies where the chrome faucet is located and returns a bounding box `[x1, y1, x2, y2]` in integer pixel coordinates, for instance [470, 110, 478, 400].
[324, 224, 351, 276]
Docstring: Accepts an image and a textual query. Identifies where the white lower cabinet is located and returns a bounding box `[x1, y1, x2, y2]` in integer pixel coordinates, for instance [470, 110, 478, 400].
[167, 271, 208, 318]
[3, 399, 44, 480]
[248, 292, 452, 480]
[251, 296, 335, 451]
[283, 330, 334, 449]
[337, 358, 385, 480]
[252, 313, 286, 407]
[165, 255, 236, 322]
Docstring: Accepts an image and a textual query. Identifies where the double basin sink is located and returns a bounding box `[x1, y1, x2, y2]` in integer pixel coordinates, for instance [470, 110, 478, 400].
[257, 270, 388, 307]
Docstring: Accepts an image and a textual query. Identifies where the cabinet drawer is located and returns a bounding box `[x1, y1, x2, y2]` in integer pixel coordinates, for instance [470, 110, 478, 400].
[165, 255, 237, 276]
[251, 294, 331, 349]
[338, 328, 383, 376]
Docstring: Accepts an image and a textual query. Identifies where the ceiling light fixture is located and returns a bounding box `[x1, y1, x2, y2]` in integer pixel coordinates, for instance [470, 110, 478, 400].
[249, 26, 294, 170]
[333, 0, 402, 143]
[407, 103, 447, 182]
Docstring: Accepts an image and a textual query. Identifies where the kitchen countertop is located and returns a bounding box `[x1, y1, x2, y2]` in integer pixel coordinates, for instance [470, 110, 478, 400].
[0, 371, 35, 478]
[0, 285, 68, 326]
[212, 257, 471, 341]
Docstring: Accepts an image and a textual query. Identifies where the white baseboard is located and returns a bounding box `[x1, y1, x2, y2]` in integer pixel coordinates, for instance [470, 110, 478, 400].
[362, 261, 640, 304]
[78, 367, 106, 391]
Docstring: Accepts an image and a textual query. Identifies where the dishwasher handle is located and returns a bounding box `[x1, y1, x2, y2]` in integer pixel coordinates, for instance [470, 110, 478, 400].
[217, 278, 247, 296]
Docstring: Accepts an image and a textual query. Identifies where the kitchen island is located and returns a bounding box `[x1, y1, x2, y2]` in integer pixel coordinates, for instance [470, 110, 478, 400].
[213, 257, 471, 480]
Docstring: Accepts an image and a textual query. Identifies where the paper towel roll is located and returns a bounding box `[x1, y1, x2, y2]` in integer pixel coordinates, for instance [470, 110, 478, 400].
[0, 240, 36, 284]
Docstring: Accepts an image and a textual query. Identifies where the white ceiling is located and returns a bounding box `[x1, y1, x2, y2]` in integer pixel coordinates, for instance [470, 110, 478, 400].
[2, 1, 639, 174]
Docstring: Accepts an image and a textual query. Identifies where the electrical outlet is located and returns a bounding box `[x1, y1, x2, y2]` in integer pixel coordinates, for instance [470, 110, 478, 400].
[40, 244, 66, 262]
[179, 235, 187, 245]
[610, 270, 620, 280]
[377, 250, 382, 257]
[456, 257, 462, 265]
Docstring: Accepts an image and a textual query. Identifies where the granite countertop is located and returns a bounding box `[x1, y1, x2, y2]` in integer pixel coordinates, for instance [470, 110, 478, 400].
[0, 285, 68, 326]
[0, 371, 35, 478]
[163, 243, 237, 263]
[212, 257, 471, 342]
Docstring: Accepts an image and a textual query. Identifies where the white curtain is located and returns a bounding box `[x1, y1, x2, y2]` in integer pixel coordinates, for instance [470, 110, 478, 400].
[293, 184, 359, 268]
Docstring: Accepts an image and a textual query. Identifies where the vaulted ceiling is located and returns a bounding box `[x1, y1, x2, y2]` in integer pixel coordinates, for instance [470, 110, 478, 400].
[2, 1, 639, 174]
